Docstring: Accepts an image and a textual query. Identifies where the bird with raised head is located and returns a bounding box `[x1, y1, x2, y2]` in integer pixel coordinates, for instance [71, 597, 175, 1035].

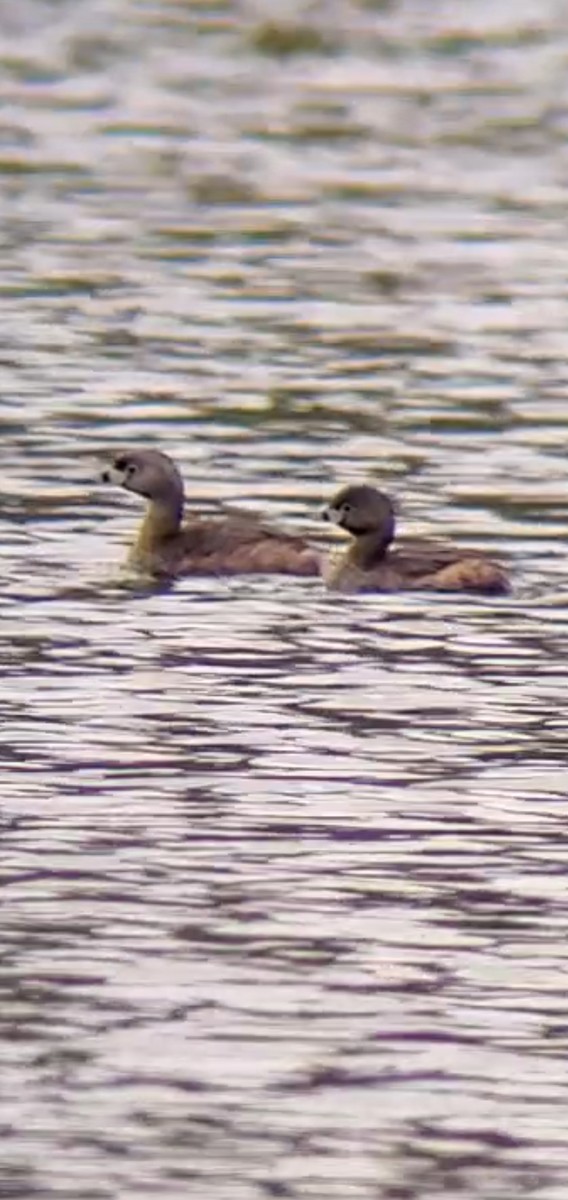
[101, 447, 319, 578]
[321, 484, 509, 595]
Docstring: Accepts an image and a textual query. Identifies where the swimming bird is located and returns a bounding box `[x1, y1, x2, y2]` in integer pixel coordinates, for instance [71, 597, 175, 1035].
[101, 447, 319, 578]
[322, 484, 509, 595]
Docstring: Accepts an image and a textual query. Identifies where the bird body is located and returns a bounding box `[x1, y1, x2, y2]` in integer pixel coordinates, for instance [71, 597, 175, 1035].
[322, 484, 509, 596]
[102, 449, 319, 578]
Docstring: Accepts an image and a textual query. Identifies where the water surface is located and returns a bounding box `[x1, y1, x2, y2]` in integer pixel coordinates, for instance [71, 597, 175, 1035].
[2, 1, 568, 1197]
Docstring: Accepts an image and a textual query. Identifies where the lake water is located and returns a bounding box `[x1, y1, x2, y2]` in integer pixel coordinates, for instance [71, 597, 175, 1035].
[2, 1, 568, 1197]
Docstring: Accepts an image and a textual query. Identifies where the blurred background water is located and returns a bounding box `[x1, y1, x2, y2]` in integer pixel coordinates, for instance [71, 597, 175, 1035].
[1, 1, 568, 1197]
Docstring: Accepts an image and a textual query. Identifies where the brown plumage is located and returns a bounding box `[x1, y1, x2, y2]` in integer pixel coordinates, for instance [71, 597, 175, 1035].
[101, 447, 319, 578]
[322, 484, 510, 596]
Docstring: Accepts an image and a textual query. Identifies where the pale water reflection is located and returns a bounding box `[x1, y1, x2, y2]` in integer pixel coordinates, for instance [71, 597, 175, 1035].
[2, 0, 568, 1197]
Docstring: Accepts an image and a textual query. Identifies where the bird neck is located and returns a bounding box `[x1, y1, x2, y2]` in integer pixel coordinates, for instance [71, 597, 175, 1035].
[134, 494, 184, 556]
[348, 530, 390, 570]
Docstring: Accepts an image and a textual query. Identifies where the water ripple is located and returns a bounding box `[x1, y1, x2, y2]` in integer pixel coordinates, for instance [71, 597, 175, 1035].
[1, 1, 568, 1198]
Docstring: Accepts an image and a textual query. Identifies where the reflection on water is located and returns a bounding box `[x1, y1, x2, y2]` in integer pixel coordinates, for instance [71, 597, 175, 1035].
[2, 0, 568, 1197]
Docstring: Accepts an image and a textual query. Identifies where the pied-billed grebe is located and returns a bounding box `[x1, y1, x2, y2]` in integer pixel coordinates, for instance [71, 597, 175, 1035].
[101, 447, 319, 578]
[322, 484, 509, 595]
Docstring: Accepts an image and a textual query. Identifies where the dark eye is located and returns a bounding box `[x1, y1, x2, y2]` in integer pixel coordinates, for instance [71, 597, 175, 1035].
[341, 503, 351, 515]
[115, 457, 135, 475]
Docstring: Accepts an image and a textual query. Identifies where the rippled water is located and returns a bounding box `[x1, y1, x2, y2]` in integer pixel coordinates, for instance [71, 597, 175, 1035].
[2, 1, 568, 1197]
